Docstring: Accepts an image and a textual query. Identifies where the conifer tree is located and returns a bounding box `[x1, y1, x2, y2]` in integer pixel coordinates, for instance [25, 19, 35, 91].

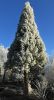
[4, 2, 47, 96]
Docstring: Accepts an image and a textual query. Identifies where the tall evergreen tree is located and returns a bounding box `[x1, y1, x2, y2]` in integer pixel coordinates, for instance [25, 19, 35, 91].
[4, 2, 47, 96]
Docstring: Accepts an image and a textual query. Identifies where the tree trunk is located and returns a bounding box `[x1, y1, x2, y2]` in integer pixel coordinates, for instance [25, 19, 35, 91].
[24, 70, 28, 96]
[2, 69, 6, 82]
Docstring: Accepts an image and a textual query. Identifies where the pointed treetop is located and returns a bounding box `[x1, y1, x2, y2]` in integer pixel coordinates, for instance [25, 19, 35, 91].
[25, 1, 33, 11]
[22, 1, 34, 22]
[25, 1, 33, 14]
[25, 1, 30, 6]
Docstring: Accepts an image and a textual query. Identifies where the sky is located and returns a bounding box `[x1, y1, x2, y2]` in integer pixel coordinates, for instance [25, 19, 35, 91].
[0, 0, 54, 55]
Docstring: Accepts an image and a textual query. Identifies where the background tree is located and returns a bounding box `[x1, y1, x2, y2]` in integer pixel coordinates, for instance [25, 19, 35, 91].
[0, 45, 8, 81]
[45, 56, 54, 100]
[45, 56, 54, 83]
[0, 45, 8, 74]
[4, 2, 47, 96]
